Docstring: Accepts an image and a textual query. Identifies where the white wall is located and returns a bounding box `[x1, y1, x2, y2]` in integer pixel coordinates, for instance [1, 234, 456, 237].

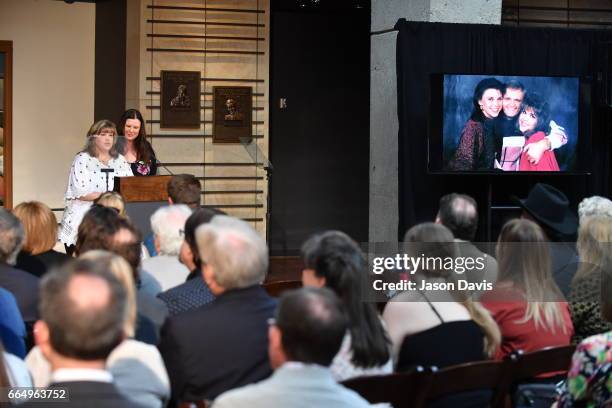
[0, 0, 95, 209]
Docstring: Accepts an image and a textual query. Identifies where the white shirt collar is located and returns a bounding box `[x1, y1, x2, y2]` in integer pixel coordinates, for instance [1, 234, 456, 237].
[52, 368, 113, 383]
[282, 362, 327, 370]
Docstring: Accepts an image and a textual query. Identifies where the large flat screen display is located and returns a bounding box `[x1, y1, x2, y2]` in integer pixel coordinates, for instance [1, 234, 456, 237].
[439, 74, 580, 173]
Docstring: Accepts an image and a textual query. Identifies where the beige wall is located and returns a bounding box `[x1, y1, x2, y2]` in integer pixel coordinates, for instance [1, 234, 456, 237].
[0, 0, 95, 210]
[129, 0, 270, 237]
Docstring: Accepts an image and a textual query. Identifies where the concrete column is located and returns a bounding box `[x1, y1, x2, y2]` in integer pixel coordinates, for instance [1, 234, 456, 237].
[369, 0, 501, 243]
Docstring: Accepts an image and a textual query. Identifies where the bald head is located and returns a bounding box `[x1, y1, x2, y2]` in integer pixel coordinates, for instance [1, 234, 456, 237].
[437, 193, 478, 241]
[39, 259, 127, 360]
[67, 274, 111, 311]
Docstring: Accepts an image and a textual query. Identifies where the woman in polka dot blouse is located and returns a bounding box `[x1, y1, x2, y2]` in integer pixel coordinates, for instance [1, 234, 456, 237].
[59, 120, 133, 254]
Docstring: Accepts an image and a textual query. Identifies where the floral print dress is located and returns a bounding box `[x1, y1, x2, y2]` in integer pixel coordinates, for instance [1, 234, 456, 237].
[557, 331, 612, 407]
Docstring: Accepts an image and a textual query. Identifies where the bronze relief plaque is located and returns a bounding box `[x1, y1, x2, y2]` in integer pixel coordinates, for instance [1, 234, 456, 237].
[213, 86, 252, 143]
[161, 70, 201, 128]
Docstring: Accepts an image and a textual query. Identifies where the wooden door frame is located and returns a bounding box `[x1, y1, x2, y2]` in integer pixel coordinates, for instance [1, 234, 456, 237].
[0, 41, 12, 209]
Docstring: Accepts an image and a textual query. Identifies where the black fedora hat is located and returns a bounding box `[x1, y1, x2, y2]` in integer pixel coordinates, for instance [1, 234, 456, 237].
[511, 183, 578, 236]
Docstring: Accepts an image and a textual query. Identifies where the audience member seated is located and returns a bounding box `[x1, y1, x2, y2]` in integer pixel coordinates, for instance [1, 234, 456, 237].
[1, 342, 32, 390]
[75, 206, 168, 343]
[145, 174, 202, 256]
[159, 215, 276, 403]
[14, 201, 71, 278]
[513, 183, 579, 296]
[167, 174, 201, 210]
[20, 259, 140, 407]
[301, 230, 392, 380]
[0, 208, 40, 326]
[26, 251, 170, 407]
[213, 288, 371, 408]
[555, 254, 612, 407]
[142, 205, 192, 291]
[577, 195, 612, 223]
[76, 205, 162, 295]
[435, 193, 498, 285]
[94, 191, 127, 216]
[383, 223, 500, 371]
[0, 287, 26, 358]
[569, 215, 612, 344]
[157, 208, 217, 316]
[481, 219, 573, 360]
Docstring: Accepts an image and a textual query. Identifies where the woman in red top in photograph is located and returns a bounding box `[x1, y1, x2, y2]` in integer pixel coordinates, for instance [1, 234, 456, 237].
[481, 218, 573, 360]
[518, 93, 560, 171]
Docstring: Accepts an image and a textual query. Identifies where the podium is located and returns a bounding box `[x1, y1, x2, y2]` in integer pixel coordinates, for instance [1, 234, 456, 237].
[114, 175, 172, 236]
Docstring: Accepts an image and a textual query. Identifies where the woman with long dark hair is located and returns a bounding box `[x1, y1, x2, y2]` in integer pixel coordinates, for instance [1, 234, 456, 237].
[517, 92, 560, 171]
[448, 77, 504, 170]
[116, 109, 158, 176]
[301, 231, 392, 380]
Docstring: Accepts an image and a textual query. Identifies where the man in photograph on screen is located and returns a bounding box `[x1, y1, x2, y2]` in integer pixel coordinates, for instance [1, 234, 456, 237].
[494, 80, 568, 169]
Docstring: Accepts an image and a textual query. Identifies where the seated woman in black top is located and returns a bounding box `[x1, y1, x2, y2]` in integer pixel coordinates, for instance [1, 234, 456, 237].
[116, 109, 158, 176]
[383, 223, 500, 371]
[14, 201, 70, 277]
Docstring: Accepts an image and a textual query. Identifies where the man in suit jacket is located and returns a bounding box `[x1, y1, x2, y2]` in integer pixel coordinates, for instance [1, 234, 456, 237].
[213, 288, 371, 408]
[0, 208, 40, 323]
[159, 215, 277, 404]
[20, 259, 140, 408]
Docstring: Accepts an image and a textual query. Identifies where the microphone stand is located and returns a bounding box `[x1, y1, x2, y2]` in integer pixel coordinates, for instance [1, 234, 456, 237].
[100, 168, 115, 192]
[240, 137, 274, 243]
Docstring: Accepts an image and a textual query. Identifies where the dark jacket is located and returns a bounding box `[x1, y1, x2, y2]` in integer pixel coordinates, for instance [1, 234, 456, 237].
[0, 262, 40, 323]
[18, 381, 141, 408]
[159, 285, 277, 404]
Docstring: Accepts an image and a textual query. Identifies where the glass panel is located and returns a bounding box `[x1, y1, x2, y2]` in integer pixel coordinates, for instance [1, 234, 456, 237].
[0, 52, 5, 206]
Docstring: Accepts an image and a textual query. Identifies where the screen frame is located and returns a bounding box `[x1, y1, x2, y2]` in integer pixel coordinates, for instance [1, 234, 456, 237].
[427, 72, 593, 176]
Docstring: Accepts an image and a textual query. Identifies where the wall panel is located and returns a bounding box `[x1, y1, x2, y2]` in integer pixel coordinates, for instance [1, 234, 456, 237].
[131, 0, 269, 235]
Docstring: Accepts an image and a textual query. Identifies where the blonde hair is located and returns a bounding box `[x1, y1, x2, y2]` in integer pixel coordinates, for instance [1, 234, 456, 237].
[575, 216, 612, 280]
[12, 201, 57, 255]
[95, 192, 126, 217]
[79, 250, 136, 337]
[496, 219, 568, 334]
[404, 222, 501, 357]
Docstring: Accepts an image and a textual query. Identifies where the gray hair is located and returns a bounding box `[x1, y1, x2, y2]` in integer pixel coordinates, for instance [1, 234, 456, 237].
[0, 209, 24, 264]
[578, 196, 612, 225]
[150, 205, 192, 256]
[195, 215, 268, 290]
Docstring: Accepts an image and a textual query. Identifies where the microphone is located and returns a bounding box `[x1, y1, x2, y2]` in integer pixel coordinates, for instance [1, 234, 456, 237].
[101, 168, 115, 192]
[156, 160, 175, 175]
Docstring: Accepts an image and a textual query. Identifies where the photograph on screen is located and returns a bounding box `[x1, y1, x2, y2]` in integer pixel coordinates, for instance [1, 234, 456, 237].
[442, 74, 579, 172]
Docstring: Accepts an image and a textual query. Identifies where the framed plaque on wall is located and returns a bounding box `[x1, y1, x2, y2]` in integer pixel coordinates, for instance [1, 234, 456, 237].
[213, 86, 252, 143]
[160, 70, 201, 128]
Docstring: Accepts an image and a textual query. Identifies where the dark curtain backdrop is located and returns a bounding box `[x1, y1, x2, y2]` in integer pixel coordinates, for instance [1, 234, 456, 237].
[396, 20, 612, 240]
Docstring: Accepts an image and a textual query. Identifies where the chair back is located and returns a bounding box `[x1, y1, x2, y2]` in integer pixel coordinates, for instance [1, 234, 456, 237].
[425, 359, 513, 408]
[178, 402, 208, 408]
[510, 345, 575, 382]
[263, 280, 302, 297]
[342, 366, 435, 408]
